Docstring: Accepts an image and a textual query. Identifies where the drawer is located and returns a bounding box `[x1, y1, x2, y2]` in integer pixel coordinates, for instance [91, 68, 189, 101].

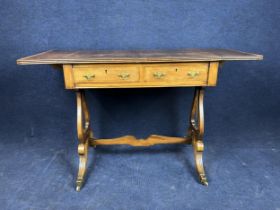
[72, 64, 140, 84]
[143, 63, 209, 84]
[63, 62, 218, 89]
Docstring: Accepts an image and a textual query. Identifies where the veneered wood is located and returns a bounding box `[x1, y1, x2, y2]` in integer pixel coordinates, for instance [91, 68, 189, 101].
[188, 87, 208, 185]
[64, 62, 216, 89]
[76, 90, 93, 191]
[207, 62, 219, 86]
[63, 64, 74, 89]
[143, 63, 208, 83]
[90, 135, 191, 147]
[73, 64, 140, 84]
[16, 49, 263, 191]
[17, 49, 263, 65]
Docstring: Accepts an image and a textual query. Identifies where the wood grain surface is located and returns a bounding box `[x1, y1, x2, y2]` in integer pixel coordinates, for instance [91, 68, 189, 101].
[62, 62, 218, 89]
[17, 49, 263, 65]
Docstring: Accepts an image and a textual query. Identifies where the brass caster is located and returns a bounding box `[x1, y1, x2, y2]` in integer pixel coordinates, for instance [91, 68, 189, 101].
[76, 179, 83, 192]
[199, 174, 208, 186]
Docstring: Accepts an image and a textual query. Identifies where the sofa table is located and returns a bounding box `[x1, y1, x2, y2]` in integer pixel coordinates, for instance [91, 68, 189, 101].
[17, 49, 262, 191]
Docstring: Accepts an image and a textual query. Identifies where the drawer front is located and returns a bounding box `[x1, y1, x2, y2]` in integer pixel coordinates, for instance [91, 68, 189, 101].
[63, 62, 218, 89]
[72, 64, 140, 84]
[144, 63, 209, 84]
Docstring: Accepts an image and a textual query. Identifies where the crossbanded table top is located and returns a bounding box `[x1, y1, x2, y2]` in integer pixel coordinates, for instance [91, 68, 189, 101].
[17, 49, 263, 65]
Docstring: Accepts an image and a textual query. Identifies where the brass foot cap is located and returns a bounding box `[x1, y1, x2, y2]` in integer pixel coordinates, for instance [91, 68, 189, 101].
[199, 174, 208, 186]
[76, 179, 83, 192]
[201, 180, 208, 186]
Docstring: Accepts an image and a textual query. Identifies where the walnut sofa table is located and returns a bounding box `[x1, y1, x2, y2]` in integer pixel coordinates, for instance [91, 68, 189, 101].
[17, 49, 262, 191]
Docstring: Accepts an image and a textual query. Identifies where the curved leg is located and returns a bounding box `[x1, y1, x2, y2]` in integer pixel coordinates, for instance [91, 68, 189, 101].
[76, 139, 89, 191]
[189, 87, 208, 186]
[76, 90, 92, 191]
[192, 136, 208, 185]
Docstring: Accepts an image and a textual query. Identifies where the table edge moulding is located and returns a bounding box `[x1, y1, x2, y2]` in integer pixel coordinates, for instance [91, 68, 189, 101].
[17, 49, 263, 191]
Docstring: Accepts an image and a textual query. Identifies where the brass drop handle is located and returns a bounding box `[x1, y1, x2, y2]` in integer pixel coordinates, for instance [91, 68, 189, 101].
[83, 74, 95, 80]
[187, 71, 200, 78]
[118, 72, 130, 80]
[153, 72, 166, 79]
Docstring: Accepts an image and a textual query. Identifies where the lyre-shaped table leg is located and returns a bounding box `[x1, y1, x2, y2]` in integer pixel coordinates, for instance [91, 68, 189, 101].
[189, 87, 208, 186]
[76, 90, 92, 191]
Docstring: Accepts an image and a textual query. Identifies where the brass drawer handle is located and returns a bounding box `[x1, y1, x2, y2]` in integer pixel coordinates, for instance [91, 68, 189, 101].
[83, 74, 95, 80]
[153, 72, 166, 79]
[118, 73, 130, 80]
[187, 71, 200, 78]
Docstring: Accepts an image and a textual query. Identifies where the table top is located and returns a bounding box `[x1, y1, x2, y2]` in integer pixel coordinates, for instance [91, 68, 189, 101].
[17, 49, 263, 65]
